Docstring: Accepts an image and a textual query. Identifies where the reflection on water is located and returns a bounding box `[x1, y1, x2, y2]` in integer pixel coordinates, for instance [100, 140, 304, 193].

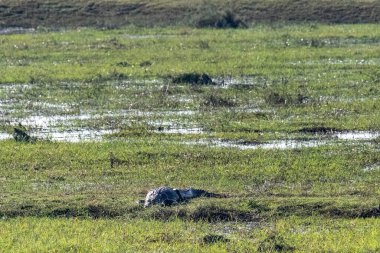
[1, 128, 379, 144]
[32, 129, 115, 142]
[186, 131, 380, 150]
[0, 133, 12, 140]
[0, 107, 201, 142]
[335, 131, 380, 140]
[363, 164, 380, 172]
[0, 27, 35, 35]
[187, 139, 327, 150]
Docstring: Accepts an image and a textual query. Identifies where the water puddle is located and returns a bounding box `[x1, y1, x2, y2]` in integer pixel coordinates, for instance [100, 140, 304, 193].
[0, 108, 201, 142]
[124, 34, 176, 39]
[0, 133, 12, 140]
[0, 128, 114, 142]
[363, 164, 380, 172]
[295, 37, 380, 47]
[187, 139, 328, 150]
[32, 129, 115, 142]
[212, 76, 267, 87]
[1, 81, 378, 144]
[0, 27, 35, 35]
[186, 131, 380, 150]
[156, 127, 203, 134]
[13, 114, 91, 128]
[148, 119, 203, 134]
[317, 96, 370, 103]
[335, 131, 380, 140]
[291, 58, 380, 66]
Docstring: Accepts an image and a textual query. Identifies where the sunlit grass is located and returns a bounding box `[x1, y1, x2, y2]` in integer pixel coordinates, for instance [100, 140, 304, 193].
[1, 24, 380, 83]
[0, 217, 379, 252]
[1, 23, 379, 252]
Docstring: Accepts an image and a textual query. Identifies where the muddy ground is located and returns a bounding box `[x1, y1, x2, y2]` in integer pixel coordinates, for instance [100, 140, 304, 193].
[0, 0, 379, 29]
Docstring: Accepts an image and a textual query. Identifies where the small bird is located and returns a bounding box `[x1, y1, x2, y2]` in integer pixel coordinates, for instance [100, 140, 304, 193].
[13, 123, 32, 142]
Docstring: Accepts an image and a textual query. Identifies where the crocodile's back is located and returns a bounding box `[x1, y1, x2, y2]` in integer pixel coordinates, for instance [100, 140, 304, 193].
[144, 186, 180, 207]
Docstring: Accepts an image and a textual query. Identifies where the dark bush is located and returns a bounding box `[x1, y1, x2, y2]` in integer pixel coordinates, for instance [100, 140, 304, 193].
[197, 10, 247, 29]
[171, 73, 213, 85]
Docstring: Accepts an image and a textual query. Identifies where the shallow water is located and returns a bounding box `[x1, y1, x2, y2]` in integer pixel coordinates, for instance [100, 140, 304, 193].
[291, 58, 380, 66]
[124, 34, 175, 39]
[32, 129, 115, 142]
[157, 127, 203, 134]
[1, 80, 379, 144]
[364, 164, 380, 172]
[14, 114, 94, 128]
[0, 133, 12, 140]
[0, 108, 202, 141]
[186, 131, 380, 150]
[212, 76, 267, 87]
[0, 27, 35, 35]
[0, 128, 114, 142]
[335, 131, 380, 140]
[187, 139, 328, 150]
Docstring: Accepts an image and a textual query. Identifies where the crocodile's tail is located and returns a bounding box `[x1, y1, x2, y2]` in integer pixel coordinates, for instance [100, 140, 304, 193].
[181, 188, 227, 199]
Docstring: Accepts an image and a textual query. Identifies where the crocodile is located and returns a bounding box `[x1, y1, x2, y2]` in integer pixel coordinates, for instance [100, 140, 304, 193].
[142, 186, 222, 207]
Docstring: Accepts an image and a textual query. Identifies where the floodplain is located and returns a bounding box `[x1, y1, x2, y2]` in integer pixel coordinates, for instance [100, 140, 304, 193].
[0, 23, 379, 252]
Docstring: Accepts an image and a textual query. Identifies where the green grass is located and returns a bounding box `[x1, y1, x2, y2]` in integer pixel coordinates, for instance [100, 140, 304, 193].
[1, 24, 380, 132]
[0, 140, 379, 221]
[0, 217, 379, 252]
[1, 23, 380, 252]
[2, 24, 380, 83]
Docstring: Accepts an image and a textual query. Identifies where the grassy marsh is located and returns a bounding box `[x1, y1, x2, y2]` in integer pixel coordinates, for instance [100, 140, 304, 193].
[0, 23, 380, 252]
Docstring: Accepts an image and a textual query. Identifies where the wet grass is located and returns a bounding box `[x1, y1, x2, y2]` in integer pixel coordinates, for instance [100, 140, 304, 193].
[1, 29, 379, 160]
[0, 23, 380, 251]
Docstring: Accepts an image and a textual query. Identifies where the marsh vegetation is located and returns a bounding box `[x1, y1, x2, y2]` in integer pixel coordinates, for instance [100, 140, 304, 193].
[0, 4, 379, 251]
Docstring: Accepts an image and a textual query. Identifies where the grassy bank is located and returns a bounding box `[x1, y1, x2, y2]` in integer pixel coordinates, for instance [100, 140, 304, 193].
[1, 140, 379, 218]
[0, 139, 379, 251]
[1, 0, 380, 29]
[0, 217, 379, 252]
